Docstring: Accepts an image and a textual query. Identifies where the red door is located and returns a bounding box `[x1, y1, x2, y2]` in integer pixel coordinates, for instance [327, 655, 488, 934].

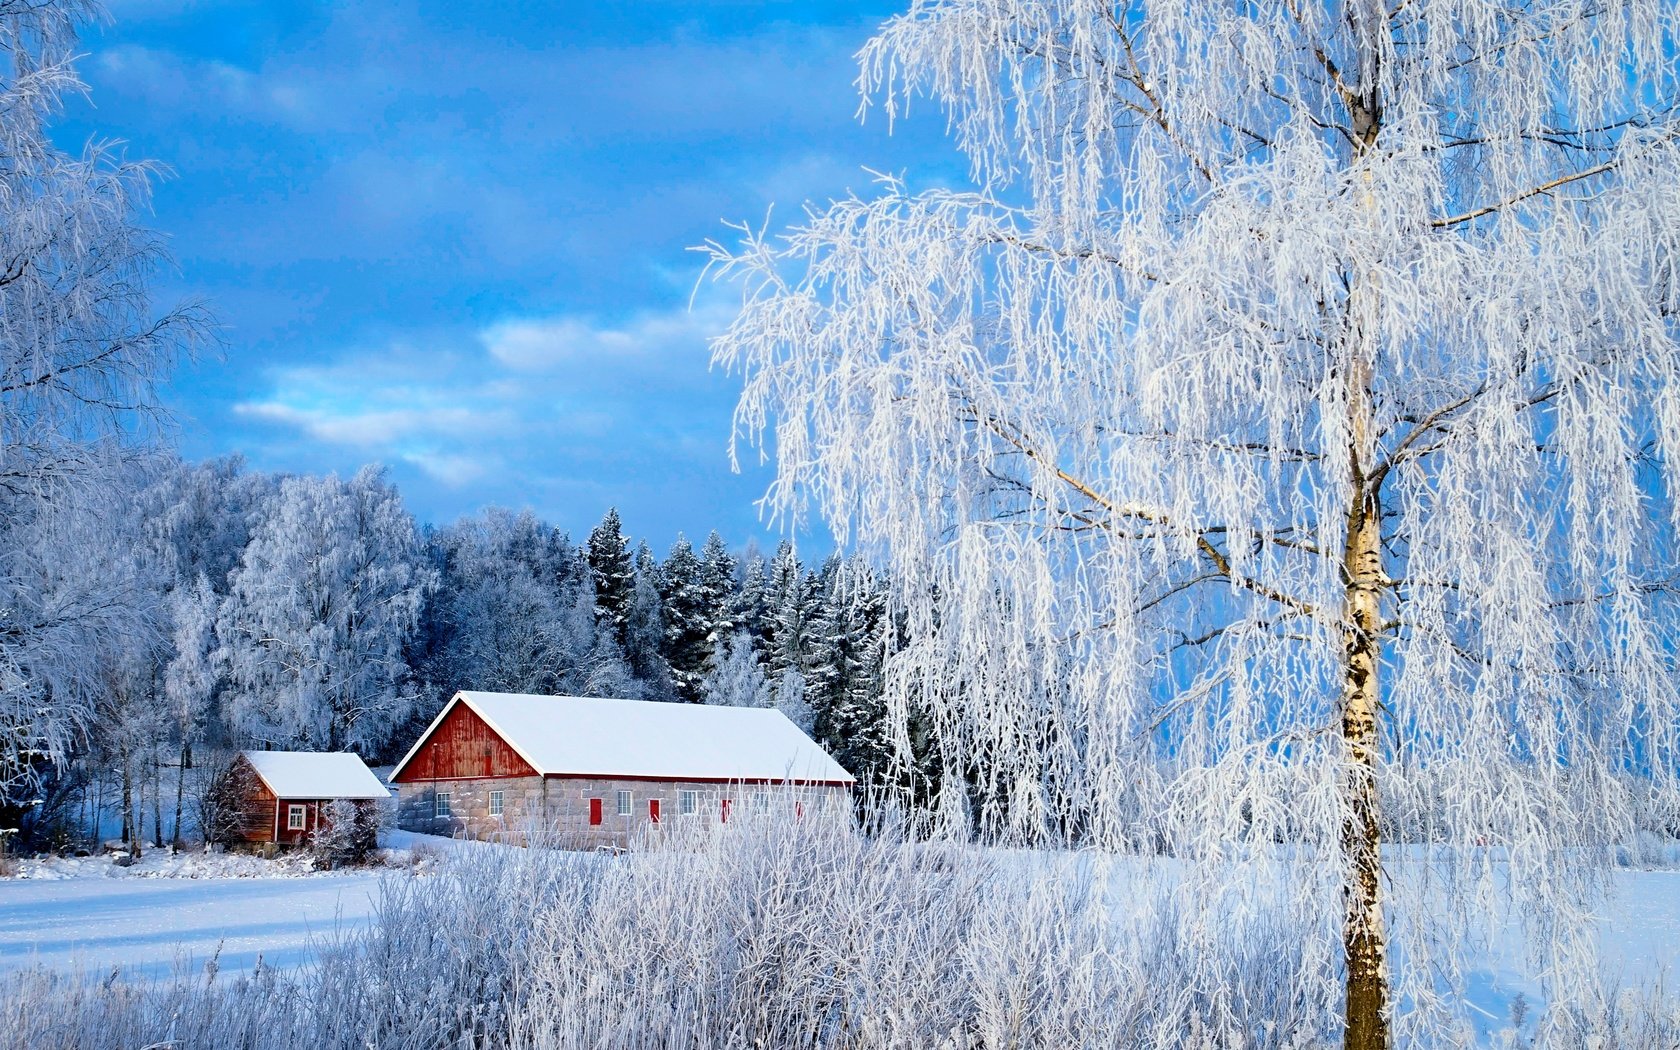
[589, 797, 603, 826]
[648, 799, 661, 823]
[720, 799, 732, 823]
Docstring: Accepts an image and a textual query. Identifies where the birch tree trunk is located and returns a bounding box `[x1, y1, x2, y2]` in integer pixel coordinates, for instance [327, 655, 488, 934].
[172, 741, 189, 851]
[1340, 80, 1389, 1049]
[150, 748, 164, 849]
[119, 756, 134, 851]
[1341, 452, 1388, 1049]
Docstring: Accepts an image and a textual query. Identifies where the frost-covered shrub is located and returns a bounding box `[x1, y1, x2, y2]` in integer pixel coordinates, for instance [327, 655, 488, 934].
[310, 799, 378, 868]
[199, 757, 256, 850]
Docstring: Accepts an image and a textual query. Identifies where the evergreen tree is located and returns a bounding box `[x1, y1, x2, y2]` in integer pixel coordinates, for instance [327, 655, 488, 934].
[623, 542, 671, 695]
[584, 508, 634, 647]
[764, 541, 817, 682]
[732, 549, 772, 647]
[659, 536, 709, 703]
[815, 560, 894, 784]
[696, 531, 739, 666]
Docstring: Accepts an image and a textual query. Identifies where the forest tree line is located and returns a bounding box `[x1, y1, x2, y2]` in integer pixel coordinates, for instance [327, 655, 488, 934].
[1, 453, 925, 852]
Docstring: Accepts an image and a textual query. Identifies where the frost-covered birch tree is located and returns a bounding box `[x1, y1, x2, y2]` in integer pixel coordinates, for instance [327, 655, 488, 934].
[0, 0, 204, 819]
[707, 1, 1680, 1045]
[217, 467, 433, 754]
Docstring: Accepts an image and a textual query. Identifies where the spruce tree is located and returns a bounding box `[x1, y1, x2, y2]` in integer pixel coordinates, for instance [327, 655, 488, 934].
[659, 536, 709, 703]
[584, 508, 634, 647]
[624, 542, 672, 697]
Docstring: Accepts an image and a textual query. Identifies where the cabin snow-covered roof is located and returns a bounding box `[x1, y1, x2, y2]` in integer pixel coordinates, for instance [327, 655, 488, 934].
[390, 691, 856, 785]
[241, 750, 392, 799]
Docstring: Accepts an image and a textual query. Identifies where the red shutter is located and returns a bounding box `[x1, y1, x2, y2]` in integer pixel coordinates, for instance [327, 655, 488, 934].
[589, 798, 603, 826]
[720, 799, 731, 823]
[648, 799, 661, 823]
[795, 801, 804, 820]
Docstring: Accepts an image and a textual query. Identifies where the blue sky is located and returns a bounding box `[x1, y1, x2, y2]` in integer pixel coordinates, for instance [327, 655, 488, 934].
[58, 0, 958, 548]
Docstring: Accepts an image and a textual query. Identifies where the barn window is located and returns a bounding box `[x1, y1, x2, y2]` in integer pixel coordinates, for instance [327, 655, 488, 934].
[752, 792, 769, 815]
[616, 790, 632, 816]
[489, 790, 504, 817]
[679, 790, 697, 816]
[287, 805, 306, 830]
[435, 791, 452, 818]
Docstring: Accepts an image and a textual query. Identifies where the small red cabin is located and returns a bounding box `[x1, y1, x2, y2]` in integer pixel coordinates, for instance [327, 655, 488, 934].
[225, 750, 391, 846]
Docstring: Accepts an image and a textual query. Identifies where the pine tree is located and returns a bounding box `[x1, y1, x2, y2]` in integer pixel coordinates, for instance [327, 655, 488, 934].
[764, 541, 817, 683]
[824, 562, 894, 785]
[696, 531, 739, 667]
[659, 536, 709, 703]
[732, 550, 771, 646]
[584, 508, 634, 647]
[623, 542, 671, 695]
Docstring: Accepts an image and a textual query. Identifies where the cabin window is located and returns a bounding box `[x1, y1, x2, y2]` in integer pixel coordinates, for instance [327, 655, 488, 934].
[287, 804, 306, 830]
[616, 789, 632, 817]
[489, 790, 504, 817]
[679, 790, 697, 816]
[752, 792, 769, 815]
[435, 791, 452, 818]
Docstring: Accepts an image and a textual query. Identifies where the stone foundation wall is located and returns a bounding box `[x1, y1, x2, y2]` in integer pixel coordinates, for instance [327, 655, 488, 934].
[395, 776, 848, 850]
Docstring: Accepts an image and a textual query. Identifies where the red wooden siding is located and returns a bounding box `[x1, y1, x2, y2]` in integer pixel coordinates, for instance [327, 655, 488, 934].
[392, 701, 537, 782]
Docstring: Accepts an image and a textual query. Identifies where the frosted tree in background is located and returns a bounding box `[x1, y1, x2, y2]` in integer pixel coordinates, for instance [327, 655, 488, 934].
[701, 631, 772, 709]
[162, 574, 217, 846]
[423, 509, 576, 697]
[218, 466, 433, 754]
[623, 542, 671, 692]
[709, 0, 1680, 1044]
[0, 0, 203, 817]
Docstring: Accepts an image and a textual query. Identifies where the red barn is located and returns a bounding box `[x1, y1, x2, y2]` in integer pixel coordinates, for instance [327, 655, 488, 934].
[225, 750, 391, 846]
[388, 691, 855, 846]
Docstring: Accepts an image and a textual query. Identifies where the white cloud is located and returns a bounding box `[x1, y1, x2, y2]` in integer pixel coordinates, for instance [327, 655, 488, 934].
[399, 451, 487, 486]
[479, 304, 730, 373]
[232, 301, 741, 494]
[94, 45, 321, 127]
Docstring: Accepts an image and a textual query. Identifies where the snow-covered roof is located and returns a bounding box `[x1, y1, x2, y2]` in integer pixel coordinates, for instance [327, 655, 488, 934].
[390, 692, 855, 785]
[241, 750, 392, 800]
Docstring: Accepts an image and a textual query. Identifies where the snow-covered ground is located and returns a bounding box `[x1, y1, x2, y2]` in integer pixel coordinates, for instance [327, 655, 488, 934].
[0, 870, 384, 979]
[0, 831, 1674, 1044]
[0, 832, 466, 979]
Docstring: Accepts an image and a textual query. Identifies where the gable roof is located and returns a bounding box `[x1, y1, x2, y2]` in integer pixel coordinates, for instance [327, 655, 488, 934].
[241, 750, 392, 800]
[389, 691, 855, 786]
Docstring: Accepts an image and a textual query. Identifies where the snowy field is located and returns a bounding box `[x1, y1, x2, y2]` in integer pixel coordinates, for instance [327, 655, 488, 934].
[0, 831, 472, 979]
[0, 833, 1675, 1047]
[0, 870, 385, 979]
[0, 841, 1675, 995]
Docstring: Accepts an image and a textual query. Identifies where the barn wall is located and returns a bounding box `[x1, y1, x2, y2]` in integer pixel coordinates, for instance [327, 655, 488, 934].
[395, 775, 850, 849]
[235, 759, 278, 844]
[392, 701, 536, 782]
